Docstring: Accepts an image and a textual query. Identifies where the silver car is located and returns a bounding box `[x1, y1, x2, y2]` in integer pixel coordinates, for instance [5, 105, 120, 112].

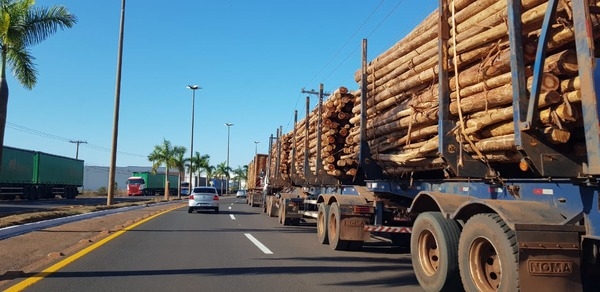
[188, 186, 219, 213]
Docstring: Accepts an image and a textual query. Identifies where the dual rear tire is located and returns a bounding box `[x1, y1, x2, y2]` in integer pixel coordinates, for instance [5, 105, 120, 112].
[411, 212, 519, 292]
[317, 202, 363, 251]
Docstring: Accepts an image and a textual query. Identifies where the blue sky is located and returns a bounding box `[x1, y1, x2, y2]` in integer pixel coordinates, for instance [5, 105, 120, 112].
[5, 0, 437, 171]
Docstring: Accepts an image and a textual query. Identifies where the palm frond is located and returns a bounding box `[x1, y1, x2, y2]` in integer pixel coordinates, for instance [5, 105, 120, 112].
[6, 46, 35, 88]
[21, 6, 76, 47]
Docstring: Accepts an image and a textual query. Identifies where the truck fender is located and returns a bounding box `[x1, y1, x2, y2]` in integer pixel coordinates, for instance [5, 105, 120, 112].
[318, 194, 369, 206]
[453, 199, 566, 230]
[409, 192, 468, 216]
[279, 192, 299, 200]
[410, 191, 566, 230]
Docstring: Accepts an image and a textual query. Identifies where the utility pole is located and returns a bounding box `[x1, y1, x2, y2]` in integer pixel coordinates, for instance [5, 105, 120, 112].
[301, 84, 330, 178]
[300, 87, 330, 99]
[69, 140, 87, 159]
[107, 0, 126, 206]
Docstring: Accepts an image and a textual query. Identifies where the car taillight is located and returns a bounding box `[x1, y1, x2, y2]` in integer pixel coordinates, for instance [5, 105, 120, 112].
[189, 195, 194, 200]
[213, 195, 219, 201]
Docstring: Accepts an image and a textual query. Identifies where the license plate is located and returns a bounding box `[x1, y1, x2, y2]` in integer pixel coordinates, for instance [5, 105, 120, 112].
[197, 203, 209, 206]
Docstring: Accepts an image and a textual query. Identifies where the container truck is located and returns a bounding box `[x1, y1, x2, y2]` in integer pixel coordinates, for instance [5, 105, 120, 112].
[260, 0, 600, 290]
[0, 146, 83, 200]
[246, 154, 268, 207]
[126, 171, 178, 196]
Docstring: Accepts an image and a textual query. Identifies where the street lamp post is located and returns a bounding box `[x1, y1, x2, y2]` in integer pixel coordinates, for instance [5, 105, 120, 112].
[225, 123, 234, 195]
[254, 141, 260, 156]
[187, 85, 201, 192]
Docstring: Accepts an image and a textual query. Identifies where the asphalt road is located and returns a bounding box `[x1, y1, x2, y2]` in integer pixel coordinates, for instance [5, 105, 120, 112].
[8, 196, 423, 292]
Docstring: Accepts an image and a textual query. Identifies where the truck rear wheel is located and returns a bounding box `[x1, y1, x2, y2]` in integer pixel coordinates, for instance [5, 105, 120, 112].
[458, 213, 518, 292]
[317, 203, 330, 244]
[279, 199, 291, 225]
[328, 202, 349, 250]
[411, 212, 461, 292]
[267, 197, 275, 217]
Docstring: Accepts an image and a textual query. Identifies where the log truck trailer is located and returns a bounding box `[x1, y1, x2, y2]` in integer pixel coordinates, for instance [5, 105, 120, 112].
[261, 0, 600, 291]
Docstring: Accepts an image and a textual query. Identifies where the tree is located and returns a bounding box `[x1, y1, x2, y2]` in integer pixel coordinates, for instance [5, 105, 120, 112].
[148, 138, 185, 200]
[0, 1, 76, 165]
[172, 146, 188, 199]
[188, 151, 210, 187]
[232, 165, 247, 190]
[214, 161, 231, 195]
[204, 164, 215, 187]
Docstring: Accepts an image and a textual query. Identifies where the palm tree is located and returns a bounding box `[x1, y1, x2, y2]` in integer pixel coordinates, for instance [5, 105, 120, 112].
[215, 161, 231, 195]
[189, 151, 210, 187]
[172, 146, 188, 199]
[0, 1, 76, 164]
[204, 165, 215, 187]
[232, 165, 247, 191]
[148, 138, 185, 200]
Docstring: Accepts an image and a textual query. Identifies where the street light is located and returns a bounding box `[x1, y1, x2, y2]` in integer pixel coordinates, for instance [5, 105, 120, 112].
[188, 85, 201, 191]
[225, 122, 234, 195]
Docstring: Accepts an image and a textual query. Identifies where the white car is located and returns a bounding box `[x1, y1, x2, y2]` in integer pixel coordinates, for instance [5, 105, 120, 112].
[235, 190, 247, 198]
[188, 186, 219, 213]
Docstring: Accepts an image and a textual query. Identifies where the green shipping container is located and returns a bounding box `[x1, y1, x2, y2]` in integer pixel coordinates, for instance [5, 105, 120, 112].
[0, 146, 36, 184]
[133, 172, 178, 189]
[34, 152, 84, 186]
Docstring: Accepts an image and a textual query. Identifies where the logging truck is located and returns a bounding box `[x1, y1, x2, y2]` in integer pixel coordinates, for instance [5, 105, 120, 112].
[260, 0, 600, 291]
[246, 154, 268, 207]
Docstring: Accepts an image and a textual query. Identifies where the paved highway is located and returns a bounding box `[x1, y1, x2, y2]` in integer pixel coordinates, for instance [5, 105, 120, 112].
[6, 197, 423, 292]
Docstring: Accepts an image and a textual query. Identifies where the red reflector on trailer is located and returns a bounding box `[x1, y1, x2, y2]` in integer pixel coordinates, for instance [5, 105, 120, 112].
[354, 206, 371, 213]
[533, 189, 553, 195]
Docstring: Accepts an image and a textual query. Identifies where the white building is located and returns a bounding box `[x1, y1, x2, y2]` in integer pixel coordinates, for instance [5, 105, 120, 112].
[83, 165, 182, 191]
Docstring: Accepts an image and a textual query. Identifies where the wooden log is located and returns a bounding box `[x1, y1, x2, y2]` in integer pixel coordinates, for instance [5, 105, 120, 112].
[367, 108, 438, 139]
[563, 90, 581, 103]
[463, 134, 516, 153]
[474, 151, 522, 163]
[539, 102, 580, 125]
[374, 136, 439, 163]
[450, 81, 561, 116]
[542, 127, 571, 144]
[544, 49, 578, 76]
[560, 76, 580, 92]
[357, 8, 438, 78]
[449, 0, 569, 55]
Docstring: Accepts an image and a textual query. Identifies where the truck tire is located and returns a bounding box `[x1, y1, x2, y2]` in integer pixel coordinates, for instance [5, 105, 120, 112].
[267, 197, 276, 217]
[279, 199, 291, 225]
[317, 203, 330, 244]
[458, 213, 519, 292]
[411, 212, 461, 292]
[328, 202, 350, 250]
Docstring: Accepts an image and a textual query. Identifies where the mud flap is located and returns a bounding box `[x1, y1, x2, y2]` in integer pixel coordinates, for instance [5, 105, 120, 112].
[516, 224, 585, 292]
[340, 217, 371, 241]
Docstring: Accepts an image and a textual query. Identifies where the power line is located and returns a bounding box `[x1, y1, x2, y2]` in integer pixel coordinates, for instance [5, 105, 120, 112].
[6, 121, 145, 158]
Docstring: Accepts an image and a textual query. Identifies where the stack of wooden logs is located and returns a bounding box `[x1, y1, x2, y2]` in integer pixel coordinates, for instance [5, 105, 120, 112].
[270, 0, 594, 181]
[280, 87, 357, 181]
[268, 132, 292, 183]
[344, 0, 590, 175]
[320, 88, 358, 177]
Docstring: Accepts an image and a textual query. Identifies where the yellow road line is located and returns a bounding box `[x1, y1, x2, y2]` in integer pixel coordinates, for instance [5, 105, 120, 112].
[5, 205, 182, 292]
